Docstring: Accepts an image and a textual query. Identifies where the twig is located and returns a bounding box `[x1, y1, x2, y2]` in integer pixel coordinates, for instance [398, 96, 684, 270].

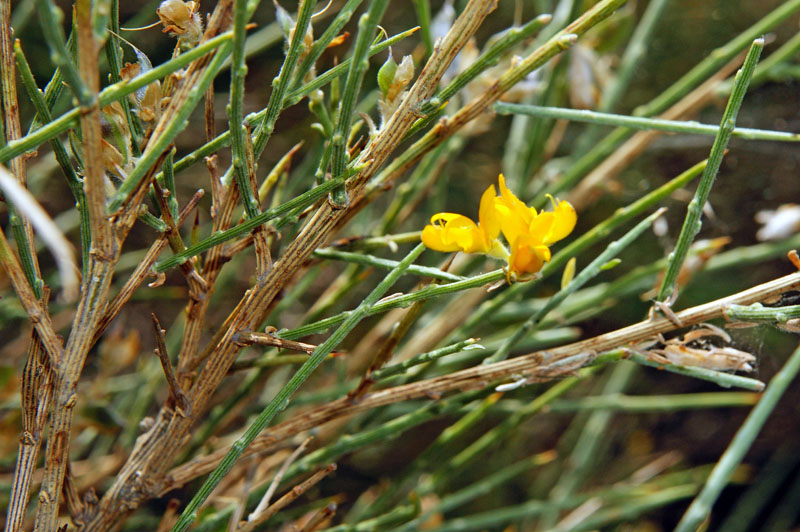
[228, 0, 260, 218]
[237, 464, 337, 532]
[298, 503, 337, 532]
[236, 331, 342, 357]
[152, 314, 191, 416]
[108, 0, 235, 213]
[164, 270, 800, 487]
[169, 244, 426, 532]
[249, 436, 314, 520]
[494, 103, 800, 143]
[328, 0, 390, 207]
[5, 319, 53, 532]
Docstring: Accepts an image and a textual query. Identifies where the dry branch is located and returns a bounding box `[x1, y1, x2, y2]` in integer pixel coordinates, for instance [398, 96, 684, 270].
[163, 269, 800, 489]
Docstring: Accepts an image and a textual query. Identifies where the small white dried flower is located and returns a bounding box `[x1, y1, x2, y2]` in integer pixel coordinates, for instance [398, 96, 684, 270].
[755, 204, 800, 242]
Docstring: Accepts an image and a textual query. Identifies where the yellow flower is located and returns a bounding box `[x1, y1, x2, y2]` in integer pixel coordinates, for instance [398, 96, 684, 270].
[421, 175, 577, 279]
[494, 175, 576, 277]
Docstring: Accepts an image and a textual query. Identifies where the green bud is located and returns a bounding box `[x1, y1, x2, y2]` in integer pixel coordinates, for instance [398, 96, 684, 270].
[377, 53, 398, 97]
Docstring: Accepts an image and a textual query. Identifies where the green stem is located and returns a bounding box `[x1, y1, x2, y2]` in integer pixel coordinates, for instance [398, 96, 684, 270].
[290, 0, 365, 90]
[494, 103, 799, 143]
[108, 41, 232, 213]
[328, 0, 390, 206]
[169, 244, 427, 532]
[723, 303, 800, 323]
[548, 391, 758, 412]
[250, 0, 316, 161]
[657, 38, 763, 302]
[279, 269, 506, 340]
[537, 0, 800, 202]
[33, 0, 92, 106]
[105, 0, 142, 155]
[674, 342, 800, 532]
[163, 28, 415, 185]
[227, 0, 260, 218]
[313, 248, 464, 282]
[412, 0, 433, 56]
[371, 338, 480, 380]
[14, 40, 90, 276]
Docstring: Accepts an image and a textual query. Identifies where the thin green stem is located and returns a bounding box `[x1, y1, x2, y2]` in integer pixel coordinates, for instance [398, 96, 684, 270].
[494, 103, 799, 143]
[279, 269, 506, 340]
[108, 42, 232, 213]
[33, 0, 92, 106]
[250, 0, 316, 161]
[371, 339, 480, 380]
[228, 0, 260, 218]
[163, 28, 417, 183]
[657, 38, 763, 302]
[328, 0, 390, 206]
[606, 350, 765, 392]
[105, 0, 142, 154]
[548, 392, 758, 412]
[290, 0, 364, 90]
[723, 303, 800, 323]
[283, 27, 419, 107]
[406, 13, 552, 138]
[169, 244, 426, 532]
[313, 247, 464, 282]
[674, 342, 800, 532]
[537, 0, 800, 202]
[412, 0, 433, 56]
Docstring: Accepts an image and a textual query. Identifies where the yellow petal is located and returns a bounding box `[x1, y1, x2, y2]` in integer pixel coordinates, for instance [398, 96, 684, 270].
[508, 236, 552, 276]
[422, 224, 460, 252]
[498, 174, 535, 224]
[422, 213, 488, 254]
[543, 196, 577, 245]
[479, 185, 500, 242]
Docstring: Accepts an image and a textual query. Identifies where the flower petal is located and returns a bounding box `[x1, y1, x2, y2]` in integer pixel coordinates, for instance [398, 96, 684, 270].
[508, 235, 552, 276]
[543, 196, 577, 245]
[479, 185, 500, 242]
[422, 224, 460, 252]
[423, 213, 488, 253]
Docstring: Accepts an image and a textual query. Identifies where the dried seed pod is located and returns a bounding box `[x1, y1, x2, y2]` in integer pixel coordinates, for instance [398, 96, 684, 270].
[157, 0, 204, 46]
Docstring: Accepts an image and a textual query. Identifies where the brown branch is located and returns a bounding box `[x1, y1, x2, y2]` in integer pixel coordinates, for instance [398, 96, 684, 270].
[151, 177, 209, 299]
[297, 503, 337, 532]
[235, 330, 342, 356]
[5, 322, 53, 532]
[238, 464, 337, 532]
[162, 270, 800, 489]
[152, 314, 191, 417]
[31, 0, 119, 525]
[93, 188, 204, 345]
[0, 228, 63, 364]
